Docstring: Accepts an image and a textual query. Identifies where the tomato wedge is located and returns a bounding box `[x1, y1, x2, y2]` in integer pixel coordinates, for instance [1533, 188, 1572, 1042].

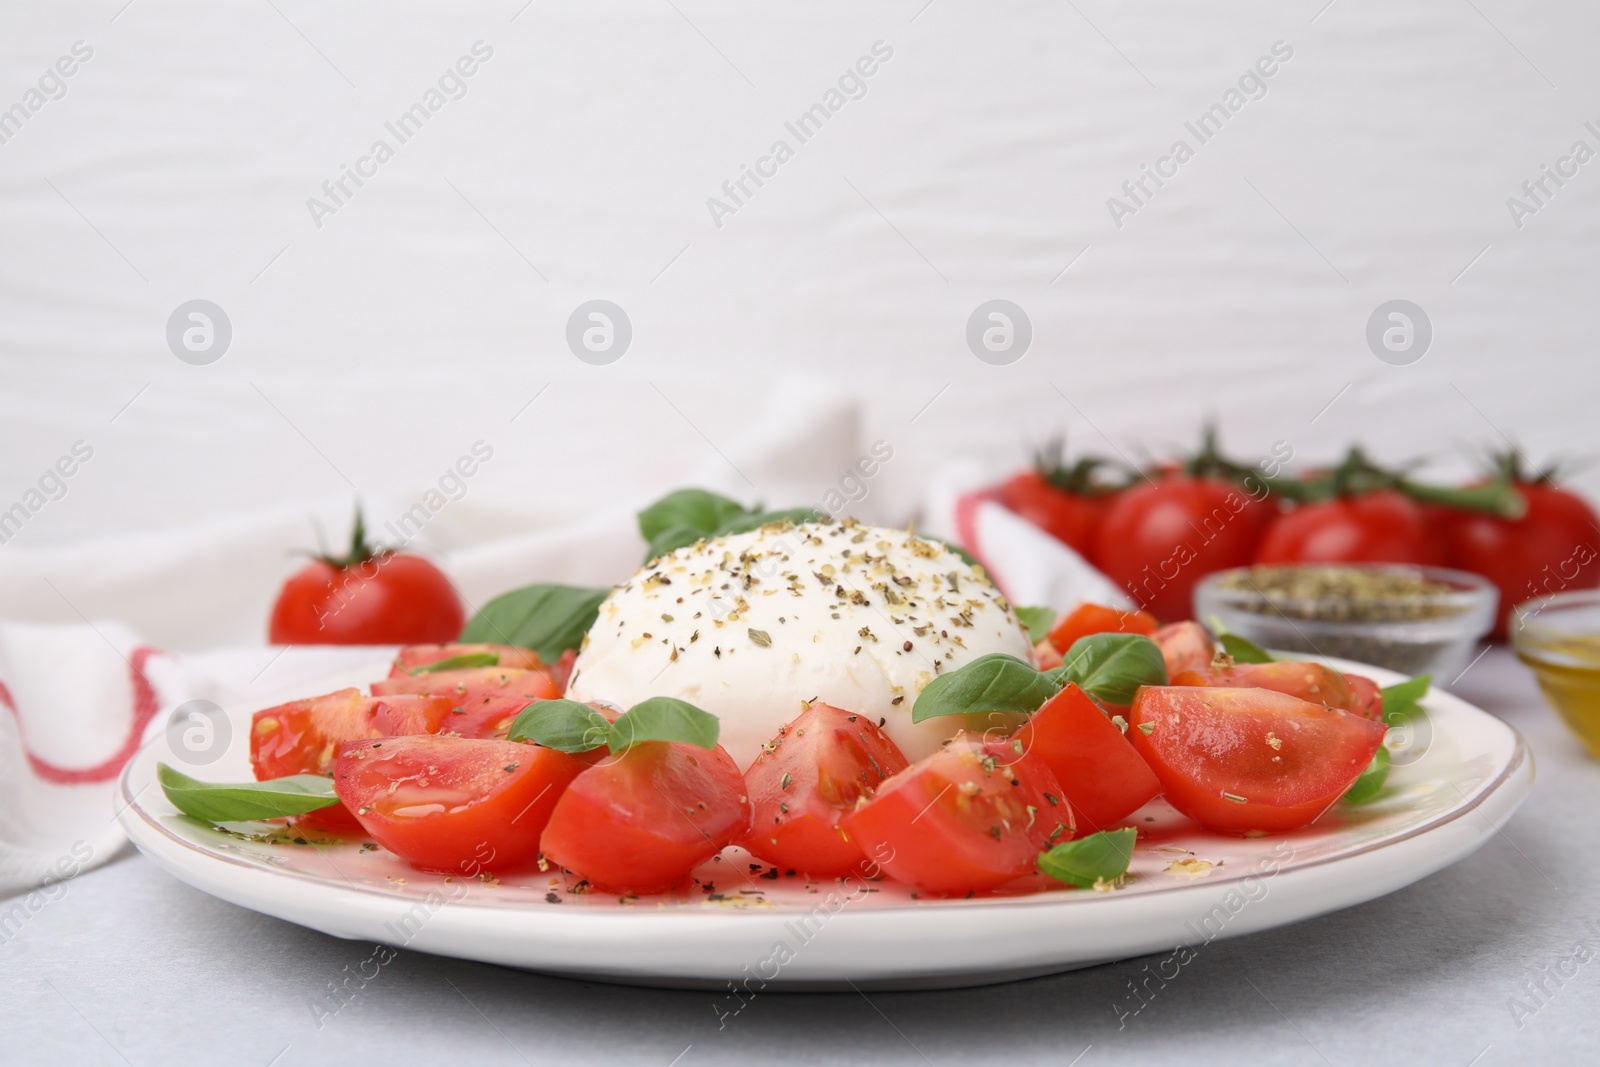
[1152, 621, 1215, 677]
[1014, 684, 1161, 832]
[840, 736, 1073, 895]
[1345, 673, 1384, 719]
[540, 742, 751, 892]
[1048, 603, 1158, 654]
[389, 643, 548, 677]
[1128, 686, 1386, 834]
[250, 689, 459, 834]
[333, 735, 582, 873]
[372, 666, 560, 739]
[1172, 661, 1377, 718]
[738, 703, 910, 877]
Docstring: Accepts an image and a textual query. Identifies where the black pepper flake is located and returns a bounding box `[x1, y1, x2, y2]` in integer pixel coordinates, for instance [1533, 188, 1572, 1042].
[545, 892, 562, 904]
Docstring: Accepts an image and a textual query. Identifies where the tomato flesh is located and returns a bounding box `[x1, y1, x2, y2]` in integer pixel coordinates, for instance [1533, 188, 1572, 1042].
[540, 742, 751, 892]
[372, 666, 560, 739]
[1014, 685, 1161, 832]
[333, 735, 581, 873]
[738, 703, 910, 877]
[1172, 661, 1376, 717]
[389, 644, 547, 677]
[268, 552, 464, 645]
[1256, 490, 1442, 567]
[1128, 686, 1387, 834]
[250, 688, 462, 834]
[840, 737, 1073, 895]
[1048, 603, 1158, 654]
[1153, 621, 1215, 677]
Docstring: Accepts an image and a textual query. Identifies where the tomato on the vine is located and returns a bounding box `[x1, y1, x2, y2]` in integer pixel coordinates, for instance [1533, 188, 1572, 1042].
[1095, 477, 1273, 622]
[269, 509, 464, 646]
[1434, 454, 1600, 638]
[1257, 489, 1442, 567]
[997, 441, 1122, 559]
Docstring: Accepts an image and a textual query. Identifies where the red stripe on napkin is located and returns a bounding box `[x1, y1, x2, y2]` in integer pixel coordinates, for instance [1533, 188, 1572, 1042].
[0, 645, 163, 785]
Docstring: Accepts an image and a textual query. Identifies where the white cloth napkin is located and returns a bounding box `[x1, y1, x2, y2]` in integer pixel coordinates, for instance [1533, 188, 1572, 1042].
[0, 416, 1116, 897]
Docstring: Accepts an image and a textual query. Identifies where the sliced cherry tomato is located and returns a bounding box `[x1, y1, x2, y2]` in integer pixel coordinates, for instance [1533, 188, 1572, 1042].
[372, 666, 560, 739]
[1152, 621, 1215, 677]
[1095, 477, 1273, 621]
[389, 643, 547, 677]
[250, 689, 460, 834]
[333, 735, 582, 873]
[1047, 602, 1158, 654]
[1128, 686, 1386, 834]
[1345, 673, 1384, 719]
[540, 742, 750, 892]
[548, 648, 579, 693]
[1171, 660, 1376, 718]
[738, 703, 910, 878]
[840, 736, 1073, 895]
[1013, 684, 1161, 832]
[1256, 489, 1442, 567]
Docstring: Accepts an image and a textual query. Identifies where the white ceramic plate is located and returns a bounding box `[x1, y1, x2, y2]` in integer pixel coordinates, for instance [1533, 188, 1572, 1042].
[117, 656, 1532, 990]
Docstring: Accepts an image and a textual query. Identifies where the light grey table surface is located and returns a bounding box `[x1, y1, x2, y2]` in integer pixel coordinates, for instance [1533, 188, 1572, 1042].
[3, 647, 1595, 1067]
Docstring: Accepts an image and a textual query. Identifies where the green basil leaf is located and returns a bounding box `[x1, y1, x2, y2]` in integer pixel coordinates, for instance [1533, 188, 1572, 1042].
[1014, 606, 1057, 645]
[1055, 633, 1168, 705]
[1381, 674, 1431, 724]
[638, 488, 750, 542]
[407, 651, 499, 675]
[506, 699, 611, 753]
[1038, 828, 1138, 888]
[608, 696, 720, 751]
[460, 583, 608, 663]
[158, 763, 339, 823]
[911, 653, 1061, 722]
[638, 488, 753, 560]
[709, 507, 821, 538]
[1218, 632, 1275, 664]
[1341, 745, 1391, 805]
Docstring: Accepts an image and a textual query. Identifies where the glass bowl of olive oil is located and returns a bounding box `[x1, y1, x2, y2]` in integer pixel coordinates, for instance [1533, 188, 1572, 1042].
[1513, 590, 1600, 759]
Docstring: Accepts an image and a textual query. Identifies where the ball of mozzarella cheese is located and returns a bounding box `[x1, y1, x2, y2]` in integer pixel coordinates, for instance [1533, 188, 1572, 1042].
[566, 518, 1034, 768]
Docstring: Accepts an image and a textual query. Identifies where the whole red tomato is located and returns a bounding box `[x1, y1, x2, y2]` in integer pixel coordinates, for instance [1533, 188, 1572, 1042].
[269, 511, 464, 645]
[1256, 489, 1442, 566]
[996, 443, 1120, 559]
[1435, 465, 1600, 639]
[1094, 476, 1274, 621]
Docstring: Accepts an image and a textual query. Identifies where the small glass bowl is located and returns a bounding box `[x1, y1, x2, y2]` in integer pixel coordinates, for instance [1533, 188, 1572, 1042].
[1512, 589, 1600, 759]
[1194, 564, 1498, 679]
